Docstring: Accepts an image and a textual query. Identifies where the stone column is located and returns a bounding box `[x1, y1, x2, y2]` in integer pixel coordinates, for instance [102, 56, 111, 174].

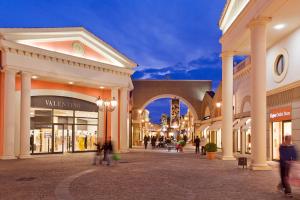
[19, 72, 31, 158]
[221, 52, 235, 160]
[1, 69, 16, 159]
[249, 17, 271, 170]
[111, 88, 119, 152]
[120, 88, 129, 152]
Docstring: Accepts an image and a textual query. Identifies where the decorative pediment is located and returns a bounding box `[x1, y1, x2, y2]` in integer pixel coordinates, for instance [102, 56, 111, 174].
[219, 0, 250, 33]
[0, 27, 136, 68]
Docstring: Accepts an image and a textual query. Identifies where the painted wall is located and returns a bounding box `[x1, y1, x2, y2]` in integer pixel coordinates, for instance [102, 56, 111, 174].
[267, 27, 300, 91]
[233, 72, 251, 114]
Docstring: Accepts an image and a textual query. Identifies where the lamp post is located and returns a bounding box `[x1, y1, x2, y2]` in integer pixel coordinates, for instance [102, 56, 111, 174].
[96, 96, 117, 143]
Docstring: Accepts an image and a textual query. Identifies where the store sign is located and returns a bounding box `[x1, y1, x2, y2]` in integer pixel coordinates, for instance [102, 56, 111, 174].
[269, 106, 292, 122]
[31, 96, 98, 112]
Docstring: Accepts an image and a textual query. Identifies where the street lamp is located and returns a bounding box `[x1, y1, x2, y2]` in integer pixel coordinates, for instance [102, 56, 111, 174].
[96, 96, 117, 142]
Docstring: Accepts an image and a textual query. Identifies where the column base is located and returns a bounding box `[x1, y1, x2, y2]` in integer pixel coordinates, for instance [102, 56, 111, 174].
[222, 155, 236, 160]
[0, 155, 17, 160]
[250, 163, 272, 171]
[19, 154, 32, 159]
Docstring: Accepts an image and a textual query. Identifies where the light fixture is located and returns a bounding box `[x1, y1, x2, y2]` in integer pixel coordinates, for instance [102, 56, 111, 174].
[216, 102, 221, 108]
[138, 109, 142, 114]
[68, 81, 74, 85]
[273, 24, 286, 30]
[99, 86, 105, 89]
[31, 75, 38, 79]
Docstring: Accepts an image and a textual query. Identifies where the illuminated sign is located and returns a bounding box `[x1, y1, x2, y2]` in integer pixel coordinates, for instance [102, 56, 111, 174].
[269, 106, 291, 122]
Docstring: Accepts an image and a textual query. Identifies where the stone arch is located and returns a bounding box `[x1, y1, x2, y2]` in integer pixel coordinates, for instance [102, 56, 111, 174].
[139, 94, 198, 120]
[240, 95, 251, 113]
[131, 80, 212, 121]
[199, 92, 214, 119]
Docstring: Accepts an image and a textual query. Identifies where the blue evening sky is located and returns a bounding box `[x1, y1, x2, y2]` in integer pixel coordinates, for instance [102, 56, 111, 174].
[0, 0, 227, 123]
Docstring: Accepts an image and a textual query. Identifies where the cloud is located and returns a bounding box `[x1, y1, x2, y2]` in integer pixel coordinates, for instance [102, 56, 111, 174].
[132, 53, 222, 90]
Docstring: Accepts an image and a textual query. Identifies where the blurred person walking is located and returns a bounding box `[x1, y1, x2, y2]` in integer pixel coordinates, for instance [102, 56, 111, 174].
[93, 140, 102, 165]
[200, 136, 206, 155]
[278, 135, 297, 197]
[194, 136, 200, 154]
[144, 135, 149, 149]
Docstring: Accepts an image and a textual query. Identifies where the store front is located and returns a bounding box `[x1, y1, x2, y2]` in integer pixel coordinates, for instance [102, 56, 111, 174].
[30, 96, 99, 154]
[270, 106, 292, 160]
[207, 121, 222, 148]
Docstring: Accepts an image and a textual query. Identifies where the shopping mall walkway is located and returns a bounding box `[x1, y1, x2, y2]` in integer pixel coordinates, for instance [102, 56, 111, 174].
[0, 151, 297, 200]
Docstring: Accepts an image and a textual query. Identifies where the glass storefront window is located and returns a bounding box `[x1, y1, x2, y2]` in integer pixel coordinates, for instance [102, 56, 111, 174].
[245, 129, 251, 153]
[237, 130, 241, 152]
[216, 129, 222, 149]
[30, 107, 99, 154]
[272, 121, 292, 160]
[74, 125, 98, 151]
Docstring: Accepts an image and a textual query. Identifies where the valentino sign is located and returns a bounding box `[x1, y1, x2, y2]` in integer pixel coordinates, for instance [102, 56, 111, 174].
[269, 106, 292, 122]
[31, 96, 98, 112]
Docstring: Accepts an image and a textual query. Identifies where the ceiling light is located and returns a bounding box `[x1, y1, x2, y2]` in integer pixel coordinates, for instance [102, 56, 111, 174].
[99, 86, 105, 89]
[31, 75, 38, 79]
[68, 81, 74, 85]
[273, 24, 286, 30]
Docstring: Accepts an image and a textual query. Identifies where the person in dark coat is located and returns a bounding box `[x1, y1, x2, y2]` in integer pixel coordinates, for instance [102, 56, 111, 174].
[194, 136, 200, 154]
[144, 135, 149, 149]
[93, 141, 102, 165]
[278, 135, 297, 197]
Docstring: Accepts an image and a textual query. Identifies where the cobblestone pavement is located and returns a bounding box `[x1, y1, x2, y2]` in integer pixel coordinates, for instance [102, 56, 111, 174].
[0, 151, 299, 200]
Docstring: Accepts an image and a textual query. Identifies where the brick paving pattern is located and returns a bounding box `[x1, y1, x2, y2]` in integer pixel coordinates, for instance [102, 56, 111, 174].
[0, 151, 298, 200]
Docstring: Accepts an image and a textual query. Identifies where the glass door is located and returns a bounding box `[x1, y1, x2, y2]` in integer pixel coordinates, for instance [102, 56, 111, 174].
[64, 125, 73, 153]
[53, 124, 64, 153]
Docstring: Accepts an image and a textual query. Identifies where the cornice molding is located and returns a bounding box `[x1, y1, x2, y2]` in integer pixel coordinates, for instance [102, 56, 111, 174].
[0, 39, 133, 78]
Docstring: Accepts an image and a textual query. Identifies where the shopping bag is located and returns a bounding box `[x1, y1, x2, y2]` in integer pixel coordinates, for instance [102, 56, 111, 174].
[113, 153, 120, 161]
[289, 162, 300, 187]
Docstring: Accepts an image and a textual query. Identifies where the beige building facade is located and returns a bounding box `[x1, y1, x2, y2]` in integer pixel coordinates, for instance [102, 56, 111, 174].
[218, 0, 300, 169]
[0, 27, 136, 159]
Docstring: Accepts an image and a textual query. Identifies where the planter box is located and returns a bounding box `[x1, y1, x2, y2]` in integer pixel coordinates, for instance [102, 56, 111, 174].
[206, 152, 216, 160]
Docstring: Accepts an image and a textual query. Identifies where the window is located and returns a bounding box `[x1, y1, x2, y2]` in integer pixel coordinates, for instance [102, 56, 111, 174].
[275, 55, 284, 75]
[273, 49, 288, 83]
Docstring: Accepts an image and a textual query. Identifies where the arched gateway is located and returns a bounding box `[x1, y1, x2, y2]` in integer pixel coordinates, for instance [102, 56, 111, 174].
[130, 80, 211, 147]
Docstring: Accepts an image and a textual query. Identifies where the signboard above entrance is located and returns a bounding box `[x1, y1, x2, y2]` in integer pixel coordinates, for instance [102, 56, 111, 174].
[269, 106, 292, 122]
[31, 96, 98, 112]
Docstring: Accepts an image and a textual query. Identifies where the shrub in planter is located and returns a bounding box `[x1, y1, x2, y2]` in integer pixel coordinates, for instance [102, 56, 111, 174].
[178, 140, 186, 147]
[205, 143, 217, 152]
[205, 143, 217, 160]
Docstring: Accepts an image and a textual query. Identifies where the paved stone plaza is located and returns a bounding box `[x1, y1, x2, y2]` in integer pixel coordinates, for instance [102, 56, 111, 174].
[0, 151, 299, 200]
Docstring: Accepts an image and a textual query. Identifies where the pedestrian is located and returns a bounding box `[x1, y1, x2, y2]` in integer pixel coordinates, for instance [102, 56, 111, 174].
[102, 140, 113, 166]
[194, 136, 200, 154]
[93, 140, 102, 165]
[144, 135, 149, 149]
[151, 136, 156, 149]
[278, 135, 297, 197]
[200, 136, 206, 155]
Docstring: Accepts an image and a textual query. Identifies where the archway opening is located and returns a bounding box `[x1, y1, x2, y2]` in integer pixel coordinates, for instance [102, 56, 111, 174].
[132, 96, 196, 148]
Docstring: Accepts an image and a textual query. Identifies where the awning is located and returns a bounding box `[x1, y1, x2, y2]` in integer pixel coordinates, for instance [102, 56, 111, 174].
[199, 124, 210, 132]
[233, 117, 250, 130]
[208, 121, 222, 131]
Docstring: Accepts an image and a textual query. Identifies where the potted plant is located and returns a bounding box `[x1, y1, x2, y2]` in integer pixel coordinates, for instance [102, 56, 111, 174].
[176, 140, 186, 152]
[205, 143, 217, 160]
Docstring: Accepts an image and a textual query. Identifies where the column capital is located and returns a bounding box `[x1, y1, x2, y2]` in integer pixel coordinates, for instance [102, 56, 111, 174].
[20, 71, 32, 76]
[220, 51, 235, 58]
[248, 17, 271, 28]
